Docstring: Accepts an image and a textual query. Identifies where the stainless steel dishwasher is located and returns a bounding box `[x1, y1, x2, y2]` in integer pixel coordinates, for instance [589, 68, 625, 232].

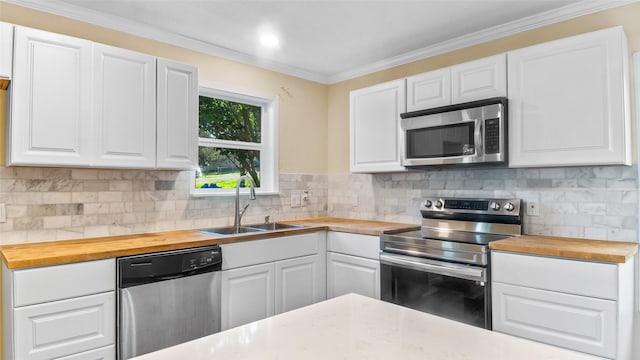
[117, 245, 222, 360]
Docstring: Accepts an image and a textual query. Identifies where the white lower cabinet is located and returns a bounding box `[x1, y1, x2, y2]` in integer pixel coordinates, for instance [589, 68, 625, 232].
[14, 292, 115, 360]
[275, 255, 325, 314]
[220, 232, 326, 330]
[54, 345, 115, 360]
[491, 251, 634, 360]
[221, 262, 275, 330]
[3, 259, 116, 360]
[326, 252, 380, 299]
[326, 232, 380, 299]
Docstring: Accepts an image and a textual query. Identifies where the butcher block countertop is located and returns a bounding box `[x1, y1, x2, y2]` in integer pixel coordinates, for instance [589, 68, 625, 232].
[0, 217, 418, 269]
[490, 234, 638, 263]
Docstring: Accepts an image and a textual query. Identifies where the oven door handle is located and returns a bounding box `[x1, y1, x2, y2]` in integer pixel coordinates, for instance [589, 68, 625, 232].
[380, 253, 486, 283]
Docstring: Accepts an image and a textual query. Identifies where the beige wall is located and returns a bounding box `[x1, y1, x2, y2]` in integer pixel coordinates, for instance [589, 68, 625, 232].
[2, 3, 640, 175]
[327, 2, 640, 173]
[0, 2, 329, 174]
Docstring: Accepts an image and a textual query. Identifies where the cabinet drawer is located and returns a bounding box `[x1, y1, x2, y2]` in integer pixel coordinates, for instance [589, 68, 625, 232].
[14, 292, 115, 360]
[54, 345, 114, 360]
[491, 251, 617, 299]
[13, 259, 115, 307]
[492, 282, 616, 358]
[221, 232, 323, 270]
[327, 232, 379, 260]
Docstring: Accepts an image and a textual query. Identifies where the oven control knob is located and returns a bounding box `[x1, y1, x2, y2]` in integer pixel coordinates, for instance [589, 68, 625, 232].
[504, 202, 515, 212]
[434, 200, 443, 209]
[424, 200, 432, 208]
[489, 201, 501, 211]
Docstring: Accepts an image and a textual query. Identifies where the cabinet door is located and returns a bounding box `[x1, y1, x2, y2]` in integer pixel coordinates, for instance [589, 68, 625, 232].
[451, 54, 506, 103]
[10, 26, 92, 166]
[221, 262, 275, 330]
[350, 79, 406, 173]
[54, 345, 114, 360]
[275, 255, 324, 314]
[93, 44, 156, 168]
[13, 292, 115, 360]
[406, 68, 451, 111]
[156, 58, 198, 170]
[0, 22, 13, 86]
[493, 282, 616, 358]
[327, 252, 380, 299]
[508, 26, 630, 167]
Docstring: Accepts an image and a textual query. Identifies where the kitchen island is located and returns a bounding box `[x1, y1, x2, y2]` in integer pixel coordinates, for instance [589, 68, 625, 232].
[132, 293, 600, 360]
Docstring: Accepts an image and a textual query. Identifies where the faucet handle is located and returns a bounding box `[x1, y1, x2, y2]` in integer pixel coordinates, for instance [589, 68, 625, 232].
[265, 215, 271, 224]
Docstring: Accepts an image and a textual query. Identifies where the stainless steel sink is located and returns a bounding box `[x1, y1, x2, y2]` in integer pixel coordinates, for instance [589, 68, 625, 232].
[246, 223, 304, 231]
[200, 223, 303, 236]
[200, 226, 262, 236]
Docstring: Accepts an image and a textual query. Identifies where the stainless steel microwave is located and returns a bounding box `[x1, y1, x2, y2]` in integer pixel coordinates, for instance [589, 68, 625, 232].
[400, 97, 507, 167]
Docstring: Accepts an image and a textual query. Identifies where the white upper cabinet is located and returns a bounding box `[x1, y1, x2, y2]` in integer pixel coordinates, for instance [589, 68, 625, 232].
[0, 22, 13, 85]
[156, 58, 198, 170]
[451, 53, 506, 103]
[6, 24, 199, 170]
[508, 26, 630, 167]
[350, 79, 406, 173]
[93, 44, 156, 168]
[406, 54, 506, 112]
[9, 26, 93, 166]
[406, 68, 451, 112]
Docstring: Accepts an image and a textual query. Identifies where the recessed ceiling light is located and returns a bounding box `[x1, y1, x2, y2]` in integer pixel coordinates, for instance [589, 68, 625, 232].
[260, 33, 280, 48]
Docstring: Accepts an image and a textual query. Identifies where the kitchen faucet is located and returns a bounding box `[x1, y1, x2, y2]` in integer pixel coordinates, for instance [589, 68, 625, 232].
[234, 175, 256, 232]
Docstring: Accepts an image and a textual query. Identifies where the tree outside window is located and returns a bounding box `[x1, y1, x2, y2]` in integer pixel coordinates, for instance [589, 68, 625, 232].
[194, 86, 278, 195]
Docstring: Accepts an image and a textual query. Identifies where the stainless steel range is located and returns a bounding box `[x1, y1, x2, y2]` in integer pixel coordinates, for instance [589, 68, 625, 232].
[380, 197, 522, 329]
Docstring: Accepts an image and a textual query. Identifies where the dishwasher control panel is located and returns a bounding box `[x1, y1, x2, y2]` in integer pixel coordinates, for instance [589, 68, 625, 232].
[182, 248, 222, 272]
[118, 245, 222, 288]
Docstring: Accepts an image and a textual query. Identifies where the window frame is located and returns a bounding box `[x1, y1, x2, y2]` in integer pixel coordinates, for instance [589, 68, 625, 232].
[191, 82, 279, 197]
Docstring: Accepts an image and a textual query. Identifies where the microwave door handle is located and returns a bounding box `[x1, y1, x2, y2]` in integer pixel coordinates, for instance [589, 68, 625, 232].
[473, 118, 483, 156]
[380, 253, 485, 282]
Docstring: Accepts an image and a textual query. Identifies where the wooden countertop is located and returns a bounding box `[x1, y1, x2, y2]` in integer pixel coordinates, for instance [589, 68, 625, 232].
[489, 235, 638, 263]
[284, 217, 420, 236]
[0, 217, 419, 269]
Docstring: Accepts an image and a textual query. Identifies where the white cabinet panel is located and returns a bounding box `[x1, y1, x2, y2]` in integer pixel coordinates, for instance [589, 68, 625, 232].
[327, 252, 380, 299]
[93, 44, 156, 168]
[0, 22, 13, 82]
[221, 262, 275, 330]
[14, 292, 115, 360]
[451, 54, 506, 103]
[508, 26, 630, 167]
[406, 68, 450, 111]
[350, 79, 406, 173]
[492, 251, 617, 300]
[220, 232, 322, 270]
[156, 58, 198, 170]
[55, 345, 114, 360]
[9, 26, 92, 166]
[327, 232, 380, 260]
[493, 282, 616, 359]
[275, 254, 324, 314]
[13, 259, 115, 307]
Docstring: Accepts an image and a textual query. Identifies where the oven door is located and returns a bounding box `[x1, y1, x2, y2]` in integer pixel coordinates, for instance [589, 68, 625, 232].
[380, 252, 491, 329]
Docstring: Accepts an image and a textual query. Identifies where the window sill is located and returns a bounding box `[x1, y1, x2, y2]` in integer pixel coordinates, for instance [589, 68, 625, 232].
[189, 189, 281, 197]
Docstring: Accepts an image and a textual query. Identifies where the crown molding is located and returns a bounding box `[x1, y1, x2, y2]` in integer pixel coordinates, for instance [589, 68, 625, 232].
[326, 0, 639, 84]
[2, 0, 327, 83]
[3, 0, 638, 85]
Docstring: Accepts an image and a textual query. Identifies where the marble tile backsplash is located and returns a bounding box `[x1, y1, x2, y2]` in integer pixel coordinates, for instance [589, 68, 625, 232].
[0, 164, 637, 244]
[0, 167, 328, 244]
[328, 166, 639, 242]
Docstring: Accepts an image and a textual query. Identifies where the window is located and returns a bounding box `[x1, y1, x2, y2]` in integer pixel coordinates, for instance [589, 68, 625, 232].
[193, 85, 278, 196]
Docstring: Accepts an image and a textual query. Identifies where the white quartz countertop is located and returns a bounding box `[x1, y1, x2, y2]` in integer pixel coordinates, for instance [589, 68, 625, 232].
[132, 293, 600, 360]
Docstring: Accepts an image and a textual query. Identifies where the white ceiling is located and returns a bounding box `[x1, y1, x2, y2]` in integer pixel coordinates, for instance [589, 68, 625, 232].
[5, 0, 636, 83]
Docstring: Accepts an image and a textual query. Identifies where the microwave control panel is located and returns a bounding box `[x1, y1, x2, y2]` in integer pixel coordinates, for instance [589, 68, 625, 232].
[484, 118, 500, 154]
